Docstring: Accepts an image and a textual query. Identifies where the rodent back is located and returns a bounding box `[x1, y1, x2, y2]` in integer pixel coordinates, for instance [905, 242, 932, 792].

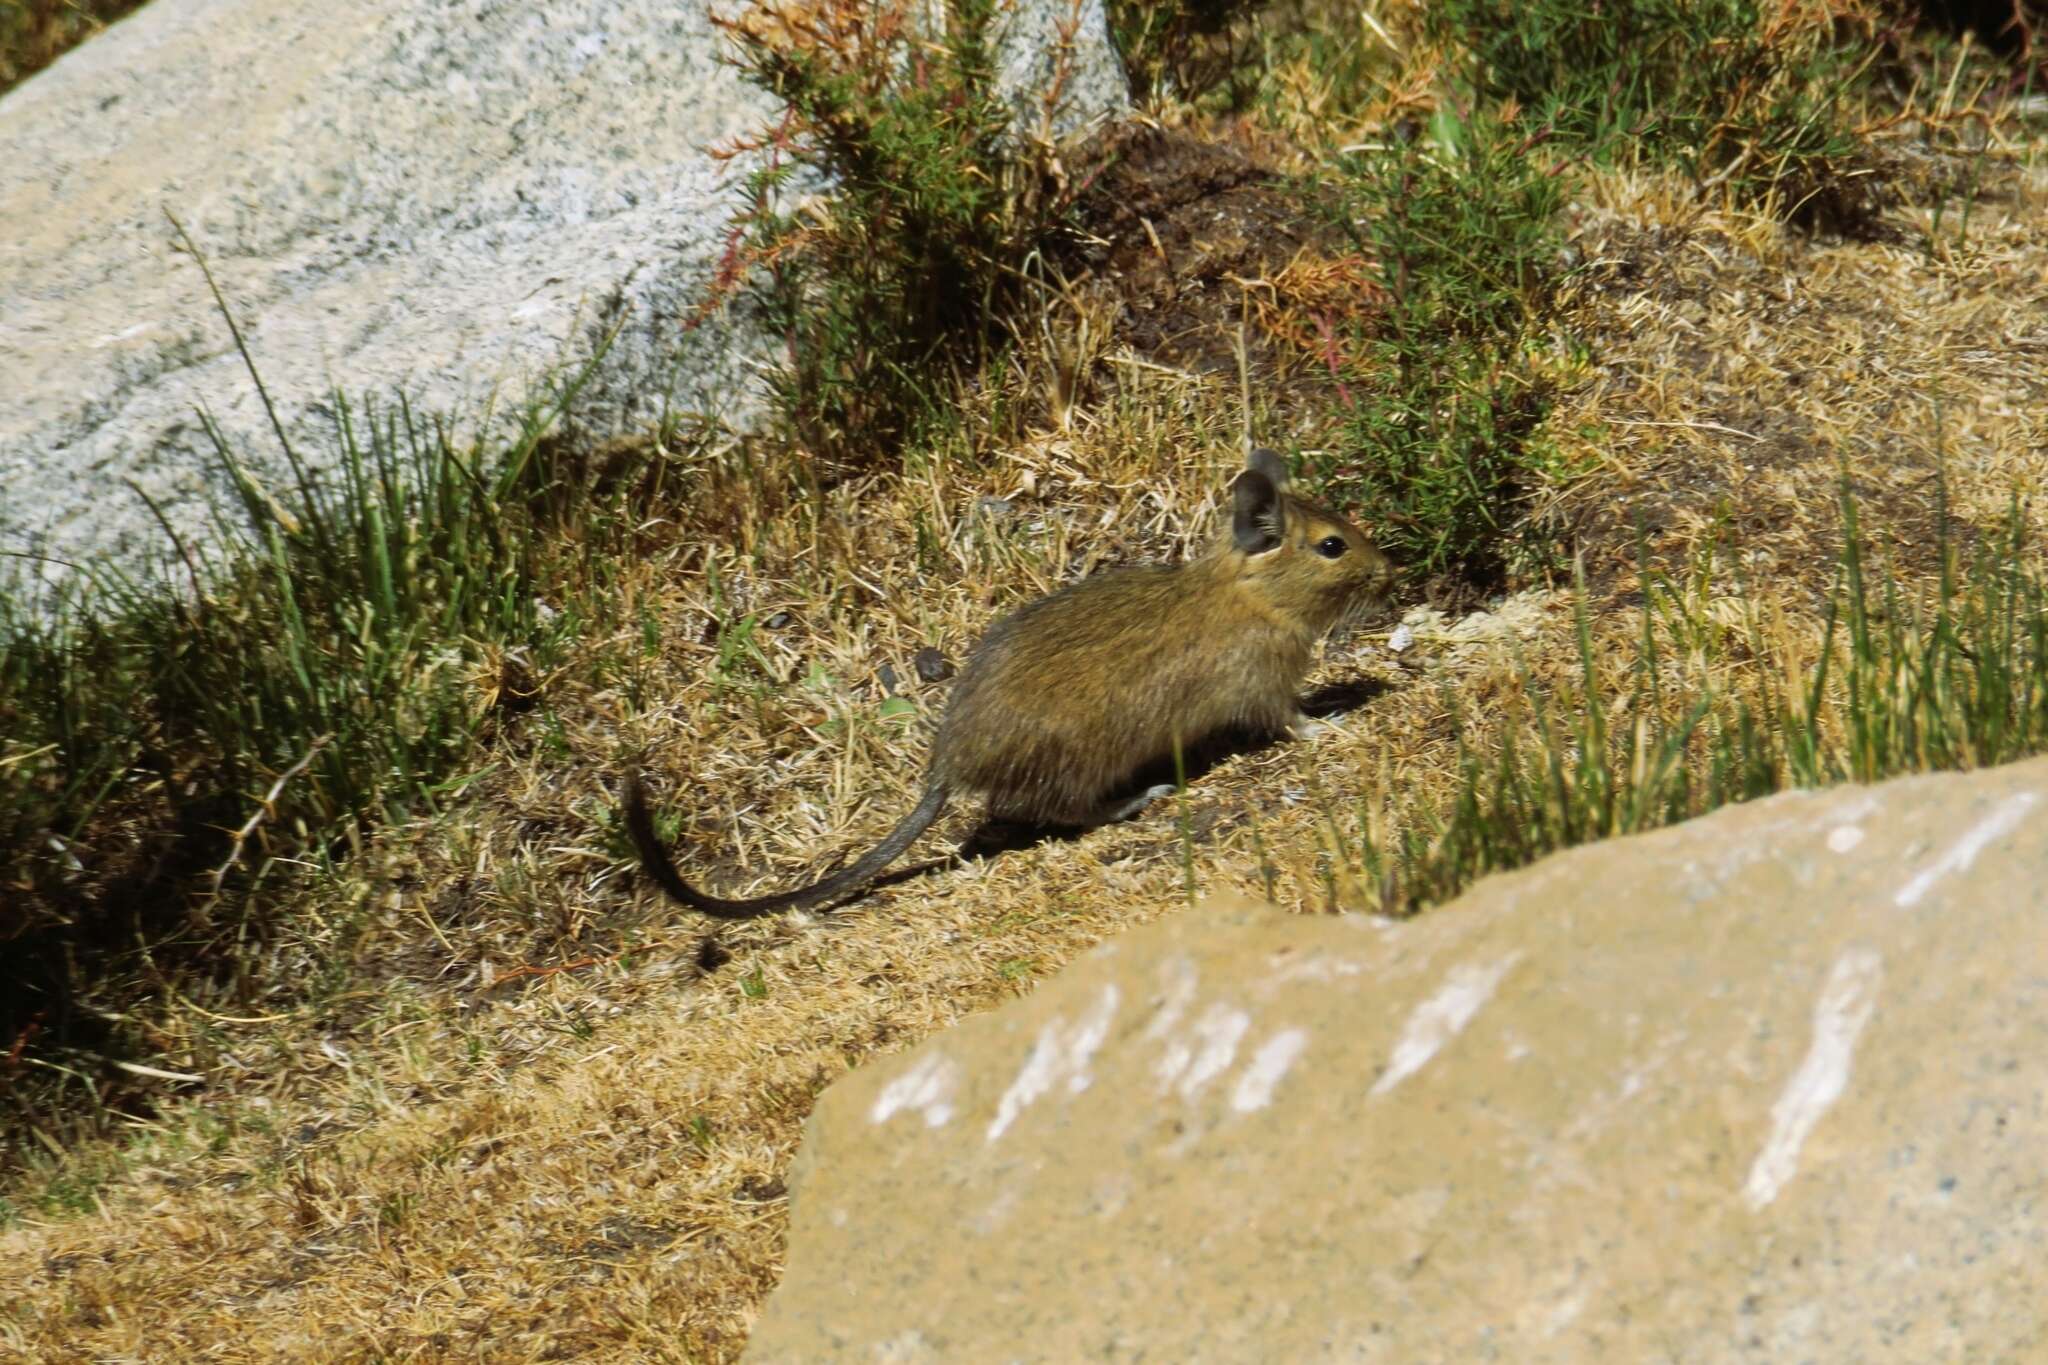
[931, 450, 1396, 825]
[935, 559, 1314, 823]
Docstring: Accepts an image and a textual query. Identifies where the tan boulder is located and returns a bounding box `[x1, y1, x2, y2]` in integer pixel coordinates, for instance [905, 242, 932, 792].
[747, 757, 2048, 1361]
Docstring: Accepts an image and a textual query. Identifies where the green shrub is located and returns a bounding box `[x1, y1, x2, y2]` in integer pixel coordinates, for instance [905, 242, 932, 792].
[1305, 110, 1575, 585]
[1105, 0, 1267, 104]
[708, 0, 1085, 464]
[1425, 0, 1879, 225]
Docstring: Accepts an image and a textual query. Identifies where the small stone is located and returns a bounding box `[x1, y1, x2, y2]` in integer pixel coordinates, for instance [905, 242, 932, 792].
[914, 648, 955, 683]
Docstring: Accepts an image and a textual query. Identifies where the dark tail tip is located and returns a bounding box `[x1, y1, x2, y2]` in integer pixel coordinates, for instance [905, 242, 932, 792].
[620, 769, 807, 919]
[621, 770, 947, 919]
[622, 769, 694, 905]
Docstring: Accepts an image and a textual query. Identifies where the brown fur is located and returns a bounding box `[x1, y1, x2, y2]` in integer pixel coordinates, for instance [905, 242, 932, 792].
[627, 450, 1395, 917]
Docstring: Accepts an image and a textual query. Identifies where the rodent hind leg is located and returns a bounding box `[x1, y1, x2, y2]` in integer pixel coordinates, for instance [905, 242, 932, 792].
[1079, 782, 1179, 825]
[979, 781, 1177, 835]
[1286, 709, 1331, 741]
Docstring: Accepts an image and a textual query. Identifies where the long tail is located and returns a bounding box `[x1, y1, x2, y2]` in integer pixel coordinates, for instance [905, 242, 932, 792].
[622, 772, 949, 918]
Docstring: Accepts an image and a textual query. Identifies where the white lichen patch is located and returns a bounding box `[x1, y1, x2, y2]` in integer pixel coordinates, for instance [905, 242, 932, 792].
[1743, 946, 1884, 1210]
[971, 1184, 1023, 1236]
[1396, 589, 1560, 662]
[1158, 1003, 1251, 1101]
[1894, 791, 2040, 908]
[986, 983, 1121, 1142]
[1269, 952, 1369, 985]
[1826, 824, 1865, 854]
[1371, 955, 1521, 1097]
[869, 1052, 960, 1129]
[1229, 1029, 1310, 1113]
[1543, 1288, 1589, 1338]
[1140, 955, 1201, 1047]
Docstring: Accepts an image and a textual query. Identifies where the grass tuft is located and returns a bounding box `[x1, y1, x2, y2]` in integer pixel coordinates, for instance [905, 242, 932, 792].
[0, 263, 685, 1155]
[1356, 487, 2048, 911]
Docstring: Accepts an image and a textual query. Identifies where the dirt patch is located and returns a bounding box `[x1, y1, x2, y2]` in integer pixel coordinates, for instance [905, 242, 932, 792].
[1069, 122, 1356, 394]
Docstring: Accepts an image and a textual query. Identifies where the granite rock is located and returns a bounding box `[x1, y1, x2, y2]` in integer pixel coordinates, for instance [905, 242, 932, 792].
[0, 0, 1125, 592]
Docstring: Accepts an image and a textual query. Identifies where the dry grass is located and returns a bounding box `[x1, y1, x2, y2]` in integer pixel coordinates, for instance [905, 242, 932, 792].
[7, 41, 2048, 1365]
[1551, 99, 2048, 593]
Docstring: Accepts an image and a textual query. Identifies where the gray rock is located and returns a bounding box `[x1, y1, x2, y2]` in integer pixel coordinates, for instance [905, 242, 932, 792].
[0, 0, 1125, 594]
[749, 757, 2048, 1361]
[988, 0, 1127, 141]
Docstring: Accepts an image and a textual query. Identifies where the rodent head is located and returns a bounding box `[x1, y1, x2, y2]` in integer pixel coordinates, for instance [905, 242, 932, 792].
[1226, 448, 1397, 635]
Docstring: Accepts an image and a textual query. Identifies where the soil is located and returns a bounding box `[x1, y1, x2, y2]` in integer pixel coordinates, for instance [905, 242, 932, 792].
[1068, 122, 1352, 395]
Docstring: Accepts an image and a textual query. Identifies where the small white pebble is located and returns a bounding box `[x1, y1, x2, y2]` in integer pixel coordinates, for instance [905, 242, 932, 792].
[1387, 623, 1414, 653]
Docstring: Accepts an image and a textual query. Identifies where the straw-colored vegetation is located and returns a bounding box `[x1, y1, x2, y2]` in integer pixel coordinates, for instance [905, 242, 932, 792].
[5, 1, 2048, 1359]
[0, 0, 147, 92]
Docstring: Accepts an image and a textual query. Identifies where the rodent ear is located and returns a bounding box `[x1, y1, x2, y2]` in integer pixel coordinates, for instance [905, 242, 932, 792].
[1232, 468, 1286, 555]
[1246, 447, 1291, 491]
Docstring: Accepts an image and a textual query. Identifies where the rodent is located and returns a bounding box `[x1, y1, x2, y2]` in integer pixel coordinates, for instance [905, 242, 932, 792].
[625, 448, 1397, 917]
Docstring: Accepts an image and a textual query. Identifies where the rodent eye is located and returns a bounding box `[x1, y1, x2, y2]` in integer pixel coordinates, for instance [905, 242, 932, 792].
[1314, 535, 1348, 559]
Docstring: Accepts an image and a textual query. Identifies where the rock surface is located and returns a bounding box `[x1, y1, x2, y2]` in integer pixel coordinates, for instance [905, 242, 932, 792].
[748, 758, 2048, 1362]
[0, 0, 1125, 591]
